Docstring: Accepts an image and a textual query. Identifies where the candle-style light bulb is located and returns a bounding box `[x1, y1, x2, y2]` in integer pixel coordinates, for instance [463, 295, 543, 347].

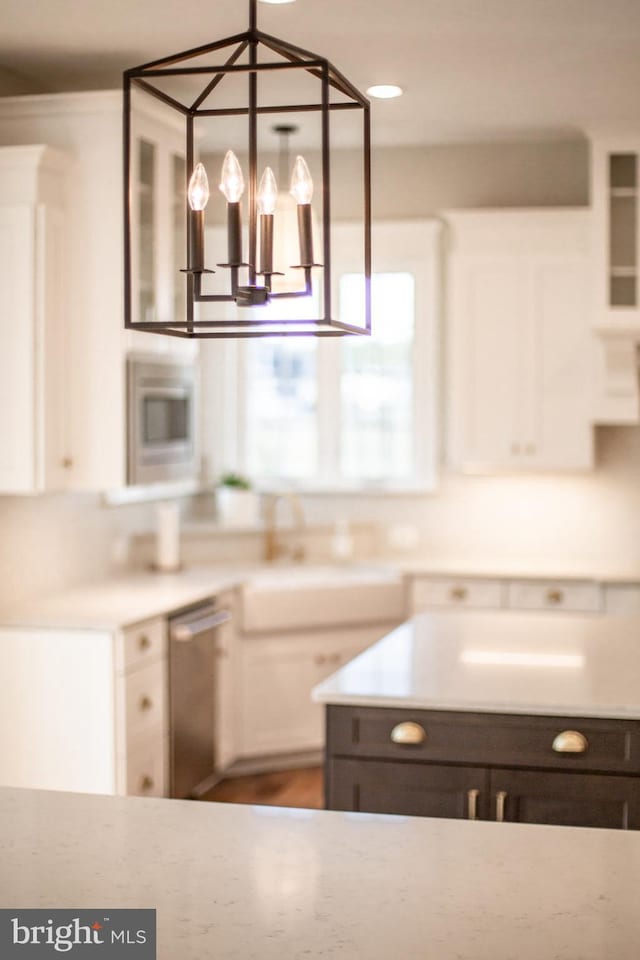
[187, 162, 209, 272]
[257, 166, 278, 215]
[258, 167, 278, 276]
[219, 150, 245, 203]
[188, 162, 209, 211]
[219, 150, 244, 266]
[290, 155, 314, 266]
[289, 155, 314, 205]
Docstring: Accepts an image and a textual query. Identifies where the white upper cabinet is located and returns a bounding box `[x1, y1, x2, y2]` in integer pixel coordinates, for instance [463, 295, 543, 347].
[126, 104, 193, 356]
[0, 146, 71, 494]
[446, 209, 594, 473]
[0, 91, 196, 492]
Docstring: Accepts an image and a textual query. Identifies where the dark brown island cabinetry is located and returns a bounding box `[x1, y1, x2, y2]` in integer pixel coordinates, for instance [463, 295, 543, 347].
[325, 705, 640, 830]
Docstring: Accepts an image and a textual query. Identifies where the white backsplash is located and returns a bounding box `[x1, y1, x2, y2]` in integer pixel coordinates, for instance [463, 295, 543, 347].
[2, 426, 640, 613]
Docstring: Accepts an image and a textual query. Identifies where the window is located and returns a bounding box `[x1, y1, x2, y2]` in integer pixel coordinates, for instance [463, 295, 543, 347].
[207, 221, 440, 492]
[245, 339, 318, 480]
[340, 272, 415, 482]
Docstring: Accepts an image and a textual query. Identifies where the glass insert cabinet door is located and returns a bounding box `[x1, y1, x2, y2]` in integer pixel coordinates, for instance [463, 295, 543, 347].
[592, 138, 640, 333]
[130, 108, 186, 328]
[608, 153, 637, 308]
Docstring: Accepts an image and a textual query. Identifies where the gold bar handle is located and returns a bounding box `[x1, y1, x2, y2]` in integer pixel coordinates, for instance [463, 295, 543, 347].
[495, 790, 508, 822]
[552, 730, 588, 753]
[390, 721, 427, 745]
[467, 788, 480, 821]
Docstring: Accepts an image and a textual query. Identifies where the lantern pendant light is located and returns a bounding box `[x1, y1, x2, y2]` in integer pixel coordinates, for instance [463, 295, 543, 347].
[123, 0, 371, 338]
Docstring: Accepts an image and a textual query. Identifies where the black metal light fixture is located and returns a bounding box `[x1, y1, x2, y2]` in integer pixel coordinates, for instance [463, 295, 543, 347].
[123, 0, 371, 338]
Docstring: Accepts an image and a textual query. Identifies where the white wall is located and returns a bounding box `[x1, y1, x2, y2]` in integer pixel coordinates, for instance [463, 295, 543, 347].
[203, 137, 589, 222]
[0, 494, 157, 611]
[299, 427, 640, 574]
[0, 67, 44, 97]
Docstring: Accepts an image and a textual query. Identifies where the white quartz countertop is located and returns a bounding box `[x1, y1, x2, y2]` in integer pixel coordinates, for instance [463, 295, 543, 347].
[313, 610, 640, 719]
[0, 566, 249, 630]
[392, 556, 640, 582]
[0, 563, 403, 631]
[4, 553, 640, 633]
[1, 786, 639, 960]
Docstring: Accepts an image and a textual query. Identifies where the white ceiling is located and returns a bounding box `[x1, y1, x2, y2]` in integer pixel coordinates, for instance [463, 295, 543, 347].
[1, 0, 640, 145]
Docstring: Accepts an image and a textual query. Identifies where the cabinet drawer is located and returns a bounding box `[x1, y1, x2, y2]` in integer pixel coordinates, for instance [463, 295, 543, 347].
[118, 617, 167, 674]
[604, 584, 640, 615]
[329, 757, 489, 819]
[410, 577, 504, 612]
[126, 735, 167, 798]
[507, 580, 601, 613]
[327, 706, 640, 774]
[123, 661, 167, 744]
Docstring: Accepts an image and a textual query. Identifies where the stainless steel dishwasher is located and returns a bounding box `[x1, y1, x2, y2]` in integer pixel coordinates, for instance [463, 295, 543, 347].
[168, 600, 231, 799]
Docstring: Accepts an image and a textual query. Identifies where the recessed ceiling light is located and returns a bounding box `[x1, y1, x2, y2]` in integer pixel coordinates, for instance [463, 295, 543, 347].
[367, 84, 404, 100]
[259, 0, 297, 4]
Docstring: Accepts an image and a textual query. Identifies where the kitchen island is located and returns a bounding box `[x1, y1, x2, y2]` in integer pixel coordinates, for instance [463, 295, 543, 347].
[1, 785, 639, 959]
[314, 611, 640, 828]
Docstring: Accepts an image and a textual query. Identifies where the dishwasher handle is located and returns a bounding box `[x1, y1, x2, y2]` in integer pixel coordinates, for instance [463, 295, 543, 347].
[170, 609, 232, 643]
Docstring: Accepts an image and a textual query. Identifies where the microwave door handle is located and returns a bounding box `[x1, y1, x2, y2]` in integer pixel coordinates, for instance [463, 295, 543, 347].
[171, 610, 232, 642]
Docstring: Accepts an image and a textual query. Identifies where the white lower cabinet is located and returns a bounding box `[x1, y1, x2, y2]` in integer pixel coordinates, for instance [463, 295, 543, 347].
[410, 577, 504, 612]
[507, 580, 602, 614]
[239, 625, 396, 758]
[410, 574, 609, 616]
[0, 616, 168, 796]
[603, 584, 640, 615]
[126, 736, 168, 799]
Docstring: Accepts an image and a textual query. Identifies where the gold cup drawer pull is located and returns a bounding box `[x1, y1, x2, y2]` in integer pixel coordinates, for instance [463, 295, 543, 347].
[139, 695, 154, 712]
[450, 586, 468, 602]
[546, 589, 564, 605]
[390, 721, 427, 746]
[140, 775, 154, 792]
[552, 730, 588, 753]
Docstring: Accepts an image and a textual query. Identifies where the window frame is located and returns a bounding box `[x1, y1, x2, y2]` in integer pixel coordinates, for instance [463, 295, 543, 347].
[203, 219, 442, 495]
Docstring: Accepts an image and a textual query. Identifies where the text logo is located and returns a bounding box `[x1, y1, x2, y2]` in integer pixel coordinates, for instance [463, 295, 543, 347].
[0, 910, 156, 959]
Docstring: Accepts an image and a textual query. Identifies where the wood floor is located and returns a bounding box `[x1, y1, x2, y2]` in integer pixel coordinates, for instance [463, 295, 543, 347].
[203, 766, 324, 810]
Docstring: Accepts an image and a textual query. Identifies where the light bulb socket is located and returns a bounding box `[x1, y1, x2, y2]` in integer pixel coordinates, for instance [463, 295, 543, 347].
[297, 203, 314, 266]
[259, 213, 274, 276]
[188, 209, 205, 272]
[227, 202, 243, 265]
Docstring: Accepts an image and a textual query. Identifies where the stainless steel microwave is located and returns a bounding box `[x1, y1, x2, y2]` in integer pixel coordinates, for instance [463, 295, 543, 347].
[127, 355, 198, 486]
